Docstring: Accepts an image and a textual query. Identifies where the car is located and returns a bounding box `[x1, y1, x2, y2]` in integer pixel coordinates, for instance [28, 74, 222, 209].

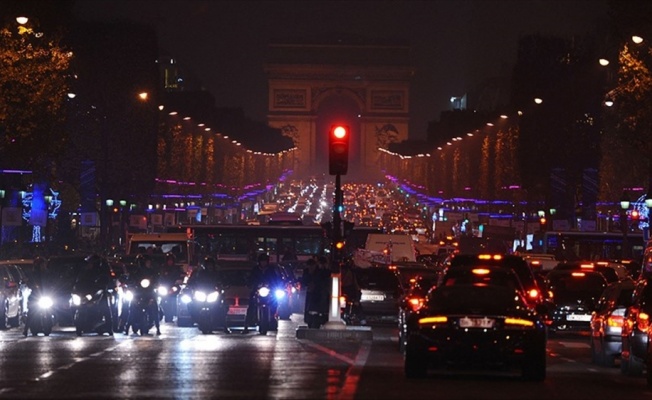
[552, 261, 620, 284]
[217, 263, 254, 329]
[546, 269, 608, 333]
[621, 276, 652, 382]
[446, 254, 550, 312]
[354, 266, 403, 323]
[522, 253, 558, 275]
[404, 283, 547, 381]
[0, 260, 29, 328]
[590, 277, 635, 367]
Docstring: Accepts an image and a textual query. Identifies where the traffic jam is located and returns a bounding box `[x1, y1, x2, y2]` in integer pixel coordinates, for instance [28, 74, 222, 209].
[1, 180, 652, 387]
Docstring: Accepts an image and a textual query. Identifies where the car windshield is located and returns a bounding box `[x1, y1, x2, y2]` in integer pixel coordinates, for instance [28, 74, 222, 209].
[441, 266, 521, 292]
[547, 272, 607, 303]
[355, 268, 399, 291]
[426, 285, 524, 315]
[396, 267, 438, 287]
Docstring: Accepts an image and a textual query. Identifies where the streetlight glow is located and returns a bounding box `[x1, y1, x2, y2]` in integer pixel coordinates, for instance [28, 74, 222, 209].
[534, 98, 543, 104]
[16, 16, 28, 25]
[632, 35, 644, 44]
[599, 58, 610, 66]
[138, 92, 148, 100]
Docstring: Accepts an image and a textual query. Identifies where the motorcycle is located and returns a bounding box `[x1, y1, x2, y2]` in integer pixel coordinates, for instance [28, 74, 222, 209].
[253, 284, 285, 335]
[194, 286, 222, 334]
[125, 278, 159, 335]
[72, 288, 114, 336]
[24, 291, 54, 337]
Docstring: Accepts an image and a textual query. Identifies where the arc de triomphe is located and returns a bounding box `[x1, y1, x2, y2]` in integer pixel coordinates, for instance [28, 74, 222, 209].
[265, 39, 414, 180]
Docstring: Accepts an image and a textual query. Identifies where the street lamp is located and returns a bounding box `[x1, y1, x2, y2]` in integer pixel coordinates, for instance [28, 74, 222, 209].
[620, 192, 631, 259]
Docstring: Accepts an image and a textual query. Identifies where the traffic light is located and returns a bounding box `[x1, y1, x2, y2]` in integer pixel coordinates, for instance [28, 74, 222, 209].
[329, 124, 350, 175]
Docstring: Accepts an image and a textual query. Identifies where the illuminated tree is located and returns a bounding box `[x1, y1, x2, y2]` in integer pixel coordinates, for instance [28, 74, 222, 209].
[0, 20, 71, 179]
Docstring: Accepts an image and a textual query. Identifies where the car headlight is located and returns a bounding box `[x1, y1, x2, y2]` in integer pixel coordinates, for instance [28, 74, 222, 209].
[158, 286, 168, 296]
[207, 291, 219, 303]
[38, 296, 54, 309]
[140, 279, 151, 288]
[194, 291, 207, 302]
[274, 289, 286, 300]
[124, 291, 134, 302]
[258, 287, 270, 297]
[72, 294, 81, 306]
[181, 294, 192, 304]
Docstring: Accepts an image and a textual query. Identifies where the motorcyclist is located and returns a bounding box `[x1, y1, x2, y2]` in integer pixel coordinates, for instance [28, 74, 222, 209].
[124, 254, 161, 335]
[158, 253, 185, 322]
[23, 257, 50, 335]
[73, 254, 114, 334]
[187, 256, 231, 334]
[243, 253, 283, 334]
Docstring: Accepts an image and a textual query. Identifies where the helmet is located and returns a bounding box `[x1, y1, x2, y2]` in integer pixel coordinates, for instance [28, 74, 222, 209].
[202, 256, 216, 270]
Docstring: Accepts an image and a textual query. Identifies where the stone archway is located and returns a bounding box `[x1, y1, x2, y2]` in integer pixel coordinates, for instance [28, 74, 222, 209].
[265, 39, 414, 180]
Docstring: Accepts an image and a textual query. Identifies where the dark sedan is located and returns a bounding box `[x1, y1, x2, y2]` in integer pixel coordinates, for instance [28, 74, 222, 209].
[404, 284, 547, 381]
[546, 269, 607, 333]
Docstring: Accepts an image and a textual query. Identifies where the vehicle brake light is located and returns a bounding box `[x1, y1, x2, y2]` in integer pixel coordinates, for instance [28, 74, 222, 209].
[580, 263, 594, 269]
[408, 297, 424, 312]
[504, 318, 534, 327]
[530, 261, 541, 266]
[638, 312, 650, 331]
[607, 315, 624, 328]
[419, 316, 447, 325]
[571, 272, 586, 277]
[472, 268, 491, 275]
[528, 289, 539, 299]
[478, 254, 502, 260]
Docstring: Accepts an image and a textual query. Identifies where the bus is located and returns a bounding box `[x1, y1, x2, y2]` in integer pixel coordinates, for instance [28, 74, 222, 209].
[531, 231, 645, 261]
[166, 225, 328, 263]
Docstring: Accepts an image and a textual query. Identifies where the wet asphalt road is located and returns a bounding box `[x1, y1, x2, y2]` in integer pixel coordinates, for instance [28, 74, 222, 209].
[0, 316, 651, 399]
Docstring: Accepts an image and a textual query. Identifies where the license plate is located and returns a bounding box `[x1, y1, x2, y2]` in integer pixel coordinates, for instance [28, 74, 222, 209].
[228, 307, 247, 315]
[459, 316, 495, 328]
[361, 294, 385, 301]
[566, 314, 591, 322]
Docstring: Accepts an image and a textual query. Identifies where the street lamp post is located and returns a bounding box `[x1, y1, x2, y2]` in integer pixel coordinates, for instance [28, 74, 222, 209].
[620, 192, 631, 259]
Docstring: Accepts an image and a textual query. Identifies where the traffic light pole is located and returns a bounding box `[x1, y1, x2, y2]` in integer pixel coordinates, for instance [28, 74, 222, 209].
[325, 173, 346, 329]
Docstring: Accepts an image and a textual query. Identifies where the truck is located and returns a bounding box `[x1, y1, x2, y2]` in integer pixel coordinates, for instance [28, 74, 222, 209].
[354, 233, 417, 267]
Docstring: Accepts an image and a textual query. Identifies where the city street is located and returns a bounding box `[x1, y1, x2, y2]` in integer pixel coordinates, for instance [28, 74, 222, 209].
[0, 314, 650, 399]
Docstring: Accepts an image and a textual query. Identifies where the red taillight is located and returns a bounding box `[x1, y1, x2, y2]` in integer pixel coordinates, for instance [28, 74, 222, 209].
[607, 315, 624, 328]
[637, 312, 650, 332]
[408, 297, 424, 312]
[528, 289, 539, 299]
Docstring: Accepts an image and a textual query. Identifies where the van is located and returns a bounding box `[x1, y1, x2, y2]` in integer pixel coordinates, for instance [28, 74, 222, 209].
[127, 233, 193, 273]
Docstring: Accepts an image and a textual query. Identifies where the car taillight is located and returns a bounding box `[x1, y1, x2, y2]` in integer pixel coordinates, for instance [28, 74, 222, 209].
[607, 315, 624, 328]
[408, 297, 424, 312]
[528, 289, 539, 299]
[637, 312, 650, 332]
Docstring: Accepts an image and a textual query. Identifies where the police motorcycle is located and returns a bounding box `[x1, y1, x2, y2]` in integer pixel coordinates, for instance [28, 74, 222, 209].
[71, 255, 114, 336]
[24, 289, 54, 337]
[195, 284, 224, 334]
[252, 283, 286, 335]
[125, 277, 160, 335]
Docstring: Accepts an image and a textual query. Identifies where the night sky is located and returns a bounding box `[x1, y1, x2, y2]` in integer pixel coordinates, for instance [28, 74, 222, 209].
[72, 0, 609, 140]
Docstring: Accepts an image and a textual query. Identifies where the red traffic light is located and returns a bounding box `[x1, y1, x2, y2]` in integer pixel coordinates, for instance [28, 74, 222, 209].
[329, 124, 350, 175]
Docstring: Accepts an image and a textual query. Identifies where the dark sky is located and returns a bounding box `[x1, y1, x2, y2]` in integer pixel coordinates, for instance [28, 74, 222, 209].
[73, 0, 609, 140]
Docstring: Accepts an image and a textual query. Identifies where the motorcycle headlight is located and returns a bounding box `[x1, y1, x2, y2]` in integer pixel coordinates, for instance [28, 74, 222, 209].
[181, 294, 192, 304]
[258, 287, 270, 297]
[207, 291, 219, 303]
[158, 286, 168, 296]
[194, 291, 207, 302]
[124, 291, 134, 302]
[72, 294, 81, 306]
[274, 289, 286, 300]
[140, 279, 151, 288]
[38, 296, 54, 309]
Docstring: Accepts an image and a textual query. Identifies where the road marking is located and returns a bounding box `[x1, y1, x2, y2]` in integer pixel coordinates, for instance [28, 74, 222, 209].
[35, 341, 127, 381]
[557, 341, 590, 349]
[339, 340, 372, 400]
[303, 341, 356, 365]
